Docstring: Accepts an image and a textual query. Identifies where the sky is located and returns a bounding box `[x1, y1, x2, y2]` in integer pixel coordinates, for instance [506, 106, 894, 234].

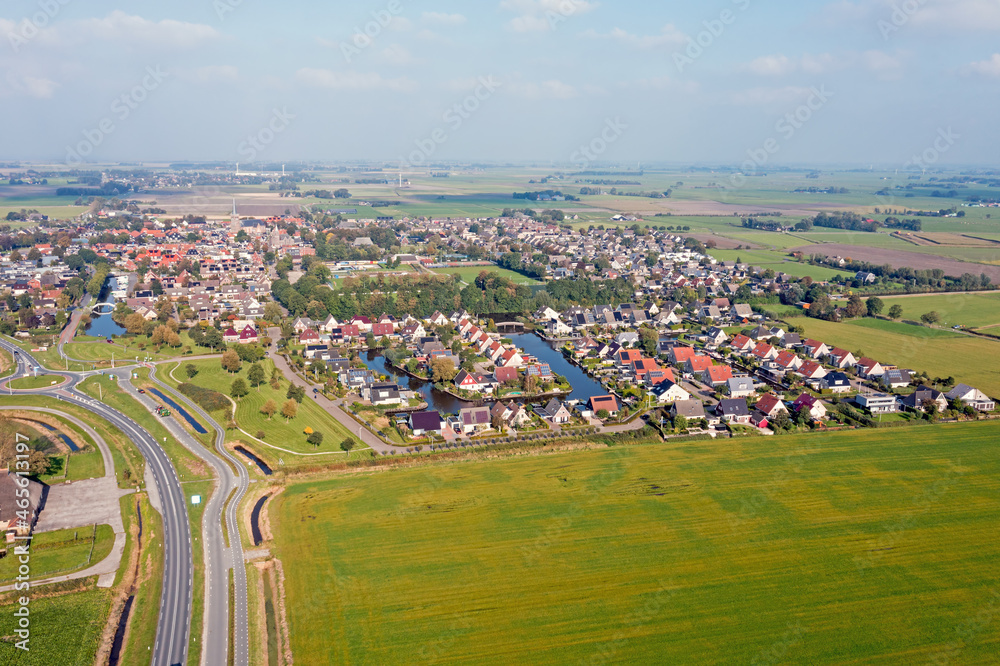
[0, 0, 998, 168]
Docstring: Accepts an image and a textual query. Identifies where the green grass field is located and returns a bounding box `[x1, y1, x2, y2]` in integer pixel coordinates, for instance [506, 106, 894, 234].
[8, 375, 64, 390]
[789, 317, 1000, 395]
[874, 292, 1000, 329]
[0, 524, 114, 582]
[273, 421, 1000, 664]
[160, 359, 353, 454]
[708, 248, 855, 281]
[0, 587, 112, 665]
[430, 265, 542, 285]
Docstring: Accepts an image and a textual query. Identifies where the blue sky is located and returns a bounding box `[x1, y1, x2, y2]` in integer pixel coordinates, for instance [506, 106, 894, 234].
[1, 0, 998, 167]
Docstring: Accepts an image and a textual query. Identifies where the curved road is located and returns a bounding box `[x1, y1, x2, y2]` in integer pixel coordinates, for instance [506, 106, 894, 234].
[0, 338, 192, 666]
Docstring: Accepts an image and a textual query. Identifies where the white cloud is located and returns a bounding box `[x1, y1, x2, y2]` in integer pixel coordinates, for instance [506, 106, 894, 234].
[743, 54, 797, 76]
[738, 51, 901, 78]
[421, 12, 467, 26]
[963, 53, 1000, 76]
[818, 0, 1000, 32]
[501, 0, 598, 33]
[580, 24, 687, 49]
[387, 16, 413, 32]
[0, 72, 57, 99]
[295, 68, 417, 92]
[507, 78, 579, 99]
[377, 44, 416, 66]
[74, 11, 219, 48]
[909, 0, 1000, 31]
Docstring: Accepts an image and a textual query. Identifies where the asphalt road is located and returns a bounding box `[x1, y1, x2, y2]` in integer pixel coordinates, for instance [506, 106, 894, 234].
[146, 364, 250, 666]
[1, 338, 192, 666]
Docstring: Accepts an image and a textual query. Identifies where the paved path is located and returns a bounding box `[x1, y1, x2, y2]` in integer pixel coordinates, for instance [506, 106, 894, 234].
[266, 327, 395, 454]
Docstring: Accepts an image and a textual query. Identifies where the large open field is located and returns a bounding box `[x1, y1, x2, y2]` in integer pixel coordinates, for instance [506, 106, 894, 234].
[875, 292, 1000, 329]
[273, 422, 1000, 664]
[788, 317, 1000, 396]
[159, 358, 353, 455]
[430, 265, 541, 285]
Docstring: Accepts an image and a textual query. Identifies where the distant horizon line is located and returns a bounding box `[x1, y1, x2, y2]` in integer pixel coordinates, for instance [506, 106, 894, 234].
[2, 159, 999, 173]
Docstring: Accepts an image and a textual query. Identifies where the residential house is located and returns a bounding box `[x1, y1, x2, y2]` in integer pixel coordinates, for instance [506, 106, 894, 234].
[855, 357, 885, 379]
[855, 392, 898, 414]
[945, 384, 996, 412]
[826, 348, 857, 370]
[239, 325, 259, 345]
[490, 401, 530, 428]
[754, 393, 788, 418]
[365, 383, 402, 407]
[797, 360, 828, 381]
[670, 399, 705, 421]
[881, 368, 912, 389]
[702, 364, 734, 387]
[457, 406, 492, 434]
[409, 411, 443, 437]
[589, 395, 620, 417]
[685, 355, 713, 376]
[729, 334, 755, 353]
[800, 339, 830, 359]
[542, 399, 572, 424]
[494, 366, 518, 385]
[820, 372, 852, 393]
[899, 386, 948, 412]
[651, 380, 691, 404]
[703, 327, 728, 347]
[717, 398, 751, 424]
[726, 376, 756, 398]
[792, 393, 827, 421]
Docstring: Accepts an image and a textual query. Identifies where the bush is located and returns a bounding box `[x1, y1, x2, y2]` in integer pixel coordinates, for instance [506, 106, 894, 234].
[255, 430, 266, 440]
[178, 383, 230, 412]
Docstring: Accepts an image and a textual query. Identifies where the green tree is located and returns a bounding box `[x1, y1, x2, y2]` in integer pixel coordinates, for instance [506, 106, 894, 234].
[281, 399, 298, 423]
[185, 364, 198, 379]
[307, 431, 324, 447]
[230, 378, 249, 400]
[221, 350, 241, 373]
[340, 437, 356, 452]
[247, 363, 266, 390]
[865, 296, 884, 317]
[673, 415, 688, 431]
[888, 304, 904, 320]
[430, 357, 457, 383]
[260, 399, 277, 420]
[844, 294, 865, 318]
[920, 311, 941, 325]
[596, 409, 610, 420]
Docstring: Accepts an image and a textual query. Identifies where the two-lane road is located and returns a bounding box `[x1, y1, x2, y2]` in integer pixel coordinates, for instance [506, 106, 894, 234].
[0, 339, 192, 666]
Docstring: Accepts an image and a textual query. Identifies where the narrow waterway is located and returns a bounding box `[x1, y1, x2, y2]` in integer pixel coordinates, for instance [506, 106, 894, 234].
[357, 333, 606, 414]
[85, 276, 127, 338]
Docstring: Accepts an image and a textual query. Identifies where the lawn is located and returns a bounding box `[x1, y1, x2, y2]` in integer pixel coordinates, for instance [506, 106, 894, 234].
[788, 317, 1000, 396]
[160, 359, 353, 454]
[0, 588, 112, 665]
[8, 374, 64, 390]
[273, 421, 1000, 664]
[0, 524, 115, 582]
[708, 248, 855, 281]
[430, 265, 542, 285]
[876, 292, 1000, 329]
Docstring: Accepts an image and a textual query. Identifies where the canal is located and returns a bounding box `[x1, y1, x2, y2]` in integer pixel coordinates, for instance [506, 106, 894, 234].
[358, 333, 606, 414]
[85, 276, 127, 338]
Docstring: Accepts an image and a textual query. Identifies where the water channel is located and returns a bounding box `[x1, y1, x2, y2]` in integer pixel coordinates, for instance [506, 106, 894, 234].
[358, 333, 606, 414]
[85, 276, 127, 338]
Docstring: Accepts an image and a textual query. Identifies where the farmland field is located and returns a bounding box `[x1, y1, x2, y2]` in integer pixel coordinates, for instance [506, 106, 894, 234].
[787, 317, 1000, 396]
[273, 421, 1000, 664]
[430, 265, 542, 285]
[875, 292, 1000, 329]
[0, 588, 112, 665]
[708, 248, 854, 281]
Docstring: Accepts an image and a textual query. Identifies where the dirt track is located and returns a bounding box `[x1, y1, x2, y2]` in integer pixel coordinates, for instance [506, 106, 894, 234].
[790, 243, 1000, 282]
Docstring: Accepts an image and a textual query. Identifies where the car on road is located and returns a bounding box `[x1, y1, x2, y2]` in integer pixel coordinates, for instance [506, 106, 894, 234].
[313, 387, 319, 393]
[106, 338, 113, 343]
[138, 389, 145, 394]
